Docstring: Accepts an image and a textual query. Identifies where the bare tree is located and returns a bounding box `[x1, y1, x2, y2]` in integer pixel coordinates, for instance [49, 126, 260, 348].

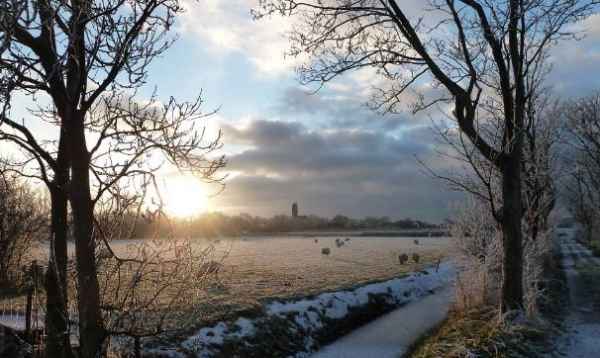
[521, 93, 561, 243]
[0, 1, 225, 356]
[437, 90, 561, 316]
[564, 167, 598, 240]
[0, 166, 47, 283]
[433, 88, 561, 230]
[256, 0, 597, 312]
[0, 8, 72, 351]
[564, 93, 600, 243]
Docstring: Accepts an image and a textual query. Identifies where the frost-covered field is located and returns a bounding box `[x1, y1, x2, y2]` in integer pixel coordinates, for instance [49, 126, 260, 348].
[18, 236, 449, 326]
[146, 236, 449, 323]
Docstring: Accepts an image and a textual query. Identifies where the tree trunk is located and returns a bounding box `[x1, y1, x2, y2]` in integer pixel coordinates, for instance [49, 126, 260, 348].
[45, 186, 73, 358]
[68, 114, 105, 357]
[500, 151, 524, 313]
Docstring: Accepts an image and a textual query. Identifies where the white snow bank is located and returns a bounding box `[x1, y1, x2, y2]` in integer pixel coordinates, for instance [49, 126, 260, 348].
[182, 318, 256, 356]
[180, 263, 454, 357]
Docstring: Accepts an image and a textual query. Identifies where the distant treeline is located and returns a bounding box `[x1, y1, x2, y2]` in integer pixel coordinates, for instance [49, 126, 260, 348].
[125, 213, 444, 239]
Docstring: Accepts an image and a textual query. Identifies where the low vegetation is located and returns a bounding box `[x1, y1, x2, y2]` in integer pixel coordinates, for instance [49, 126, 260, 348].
[408, 244, 568, 358]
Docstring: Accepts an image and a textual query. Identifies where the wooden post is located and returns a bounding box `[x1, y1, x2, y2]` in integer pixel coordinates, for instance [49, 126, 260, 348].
[134, 336, 141, 358]
[25, 260, 40, 343]
[25, 281, 33, 342]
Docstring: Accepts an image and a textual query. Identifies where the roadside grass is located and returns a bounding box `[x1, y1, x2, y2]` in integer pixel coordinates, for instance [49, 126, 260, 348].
[576, 263, 600, 311]
[406, 307, 553, 358]
[589, 240, 600, 257]
[406, 252, 568, 358]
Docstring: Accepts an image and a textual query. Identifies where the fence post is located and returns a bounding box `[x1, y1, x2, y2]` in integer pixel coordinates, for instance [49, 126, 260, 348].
[134, 336, 142, 358]
[25, 281, 33, 342]
[25, 287, 33, 340]
[25, 260, 39, 343]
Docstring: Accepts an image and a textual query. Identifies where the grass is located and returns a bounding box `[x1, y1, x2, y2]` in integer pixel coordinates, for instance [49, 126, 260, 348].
[406, 307, 556, 358]
[407, 252, 568, 358]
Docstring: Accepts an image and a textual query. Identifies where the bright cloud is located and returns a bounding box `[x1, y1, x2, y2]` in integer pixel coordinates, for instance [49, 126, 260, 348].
[179, 0, 301, 75]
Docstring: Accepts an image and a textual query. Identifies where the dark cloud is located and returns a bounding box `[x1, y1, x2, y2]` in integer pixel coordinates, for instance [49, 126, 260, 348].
[215, 119, 463, 221]
[548, 25, 600, 97]
[273, 86, 423, 132]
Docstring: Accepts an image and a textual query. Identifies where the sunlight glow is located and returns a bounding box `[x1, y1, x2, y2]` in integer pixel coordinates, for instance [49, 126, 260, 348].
[163, 176, 208, 218]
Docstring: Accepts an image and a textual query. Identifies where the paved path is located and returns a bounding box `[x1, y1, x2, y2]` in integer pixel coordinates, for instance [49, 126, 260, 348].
[311, 285, 453, 358]
[554, 228, 600, 358]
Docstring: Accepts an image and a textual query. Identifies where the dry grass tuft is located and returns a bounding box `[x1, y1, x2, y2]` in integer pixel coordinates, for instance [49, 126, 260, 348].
[407, 307, 551, 358]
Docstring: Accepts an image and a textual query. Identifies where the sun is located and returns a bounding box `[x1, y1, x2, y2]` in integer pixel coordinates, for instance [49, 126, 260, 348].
[163, 176, 208, 218]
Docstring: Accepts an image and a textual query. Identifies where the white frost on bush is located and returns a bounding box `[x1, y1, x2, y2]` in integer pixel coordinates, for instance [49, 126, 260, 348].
[181, 263, 453, 357]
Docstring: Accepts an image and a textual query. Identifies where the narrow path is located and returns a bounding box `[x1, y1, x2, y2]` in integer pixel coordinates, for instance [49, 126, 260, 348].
[311, 285, 453, 358]
[554, 228, 600, 358]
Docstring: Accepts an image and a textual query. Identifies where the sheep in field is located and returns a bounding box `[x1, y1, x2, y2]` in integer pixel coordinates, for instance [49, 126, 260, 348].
[398, 253, 409, 265]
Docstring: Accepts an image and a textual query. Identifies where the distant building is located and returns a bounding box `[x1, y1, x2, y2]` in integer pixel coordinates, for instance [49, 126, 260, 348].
[292, 202, 298, 217]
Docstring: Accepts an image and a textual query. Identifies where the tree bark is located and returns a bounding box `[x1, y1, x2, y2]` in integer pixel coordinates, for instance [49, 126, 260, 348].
[45, 185, 73, 358]
[68, 112, 105, 357]
[500, 151, 524, 312]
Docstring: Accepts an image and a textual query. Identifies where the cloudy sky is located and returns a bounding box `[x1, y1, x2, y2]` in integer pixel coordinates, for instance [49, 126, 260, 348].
[139, 1, 600, 222]
[7, 1, 600, 222]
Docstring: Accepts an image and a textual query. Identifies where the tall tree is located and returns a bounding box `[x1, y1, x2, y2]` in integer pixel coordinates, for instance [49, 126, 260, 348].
[1, 32, 73, 355]
[257, 0, 597, 312]
[0, 1, 224, 356]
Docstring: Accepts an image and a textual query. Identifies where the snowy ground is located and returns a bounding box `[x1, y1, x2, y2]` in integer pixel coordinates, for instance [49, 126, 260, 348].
[553, 227, 600, 358]
[178, 263, 454, 357]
